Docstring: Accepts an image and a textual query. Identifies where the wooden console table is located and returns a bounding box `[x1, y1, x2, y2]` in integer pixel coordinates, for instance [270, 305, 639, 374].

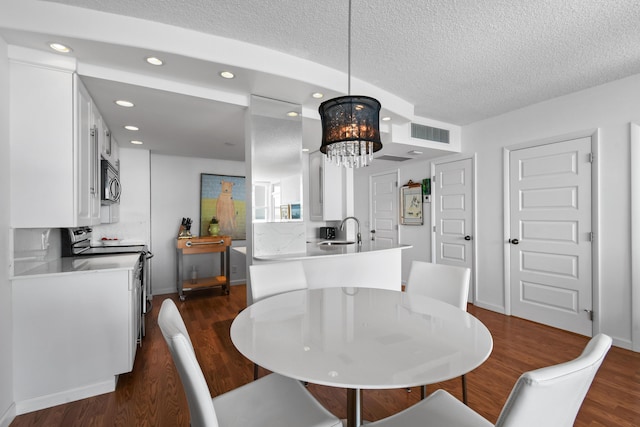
[176, 235, 231, 300]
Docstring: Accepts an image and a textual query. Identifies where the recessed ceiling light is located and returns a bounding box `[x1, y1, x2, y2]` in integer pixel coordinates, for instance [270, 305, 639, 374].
[312, 92, 324, 99]
[220, 71, 235, 79]
[302, 148, 310, 152]
[130, 140, 144, 145]
[382, 116, 392, 121]
[115, 100, 134, 108]
[286, 111, 299, 117]
[145, 56, 164, 66]
[49, 42, 72, 53]
[124, 125, 139, 131]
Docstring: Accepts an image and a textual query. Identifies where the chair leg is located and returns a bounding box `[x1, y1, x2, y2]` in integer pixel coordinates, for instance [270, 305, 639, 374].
[462, 374, 467, 405]
[253, 363, 259, 380]
[421, 385, 427, 400]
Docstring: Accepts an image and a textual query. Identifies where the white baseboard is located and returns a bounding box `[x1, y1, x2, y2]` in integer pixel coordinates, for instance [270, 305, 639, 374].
[472, 300, 506, 314]
[15, 377, 116, 415]
[0, 402, 16, 427]
[611, 336, 632, 351]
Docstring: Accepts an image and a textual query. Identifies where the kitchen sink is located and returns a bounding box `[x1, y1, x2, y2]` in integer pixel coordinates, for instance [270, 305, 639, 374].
[318, 240, 355, 246]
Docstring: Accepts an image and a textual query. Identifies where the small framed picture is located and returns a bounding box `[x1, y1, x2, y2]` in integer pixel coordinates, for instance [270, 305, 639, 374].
[280, 204, 290, 220]
[290, 203, 301, 219]
[422, 178, 431, 195]
[400, 184, 423, 225]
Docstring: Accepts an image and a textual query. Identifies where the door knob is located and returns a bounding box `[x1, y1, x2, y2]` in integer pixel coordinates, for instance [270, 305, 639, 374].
[464, 235, 471, 241]
[370, 230, 376, 233]
[509, 238, 519, 245]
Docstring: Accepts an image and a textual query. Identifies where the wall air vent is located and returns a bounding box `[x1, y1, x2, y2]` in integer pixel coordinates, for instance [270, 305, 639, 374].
[411, 123, 450, 144]
[376, 155, 412, 162]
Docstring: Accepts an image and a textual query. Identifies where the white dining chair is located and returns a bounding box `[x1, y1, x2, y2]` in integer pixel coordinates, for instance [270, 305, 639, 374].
[249, 260, 308, 303]
[405, 260, 471, 402]
[405, 260, 471, 312]
[367, 333, 612, 427]
[249, 260, 309, 379]
[158, 299, 342, 427]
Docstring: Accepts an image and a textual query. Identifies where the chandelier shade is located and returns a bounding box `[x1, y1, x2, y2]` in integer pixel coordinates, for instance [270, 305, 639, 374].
[319, 95, 382, 168]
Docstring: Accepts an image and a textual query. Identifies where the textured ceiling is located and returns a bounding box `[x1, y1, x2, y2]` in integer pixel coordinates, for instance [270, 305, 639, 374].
[3, 0, 640, 161]
[43, 0, 640, 125]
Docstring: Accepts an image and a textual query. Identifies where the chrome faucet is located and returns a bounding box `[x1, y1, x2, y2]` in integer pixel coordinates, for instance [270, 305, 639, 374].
[340, 216, 362, 245]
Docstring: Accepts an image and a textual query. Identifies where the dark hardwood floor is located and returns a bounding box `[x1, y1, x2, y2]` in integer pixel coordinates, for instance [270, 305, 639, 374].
[11, 285, 640, 426]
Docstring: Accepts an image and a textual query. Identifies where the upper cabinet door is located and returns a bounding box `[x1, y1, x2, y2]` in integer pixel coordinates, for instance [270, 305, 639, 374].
[76, 78, 94, 225]
[9, 58, 102, 227]
[309, 151, 344, 222]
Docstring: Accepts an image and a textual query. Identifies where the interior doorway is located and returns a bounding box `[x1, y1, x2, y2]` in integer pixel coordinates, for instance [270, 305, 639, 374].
[506, 135, 594, 336]
[432, 157, 475, 302]
[369, 171, 399, 247]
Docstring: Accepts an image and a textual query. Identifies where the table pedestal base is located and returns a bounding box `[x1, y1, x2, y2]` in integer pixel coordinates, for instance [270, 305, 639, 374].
[346, 388, 365, 427]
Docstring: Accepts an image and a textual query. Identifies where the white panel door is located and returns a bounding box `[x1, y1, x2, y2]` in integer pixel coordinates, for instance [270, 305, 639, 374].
[434, 158, 474, 299]
[509, 137, 592, 336]
[370, 172, 398, 247]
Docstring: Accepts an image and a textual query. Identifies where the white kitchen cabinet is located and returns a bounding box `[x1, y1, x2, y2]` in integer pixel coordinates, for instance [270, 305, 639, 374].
[101, 202, 120, 224]
[100, 116, 120, 168]
[309, 151, 344, 221]
[111, 136, 120, 169]
[10, 59, 101, 228]
[12, 258, 141, 412]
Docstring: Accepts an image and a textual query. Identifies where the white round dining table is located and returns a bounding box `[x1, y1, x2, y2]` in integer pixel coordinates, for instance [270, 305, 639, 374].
[230, 287, 493, 427]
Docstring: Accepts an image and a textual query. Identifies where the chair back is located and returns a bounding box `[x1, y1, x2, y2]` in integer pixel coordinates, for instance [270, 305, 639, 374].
[405, 261, 471, 311]
[249, 261, 308, 303]
[158, 299, 219, 427]
[495, 333, 612, 427]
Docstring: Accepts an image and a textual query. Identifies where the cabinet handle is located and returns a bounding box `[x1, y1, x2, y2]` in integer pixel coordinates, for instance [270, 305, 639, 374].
[185, 240, 225, 247]
[319, 165, 323, 204]
[104, 129, 111, 156]
[90, 126, 98, 195]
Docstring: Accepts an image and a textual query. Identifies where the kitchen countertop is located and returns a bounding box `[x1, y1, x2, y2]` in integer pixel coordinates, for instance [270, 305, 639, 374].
[253, 240, 411, 261]
[12, 254, 140, 279]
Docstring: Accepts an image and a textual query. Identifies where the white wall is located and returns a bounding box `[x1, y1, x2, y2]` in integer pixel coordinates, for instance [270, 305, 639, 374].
[150, 154, 246, 295]
[0, 36, 15, 427]
[463, 73, 640, 349]
[354, 74, 640, 350]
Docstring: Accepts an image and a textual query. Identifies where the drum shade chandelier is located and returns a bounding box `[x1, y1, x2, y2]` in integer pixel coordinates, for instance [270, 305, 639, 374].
[318, 0, 382, 168]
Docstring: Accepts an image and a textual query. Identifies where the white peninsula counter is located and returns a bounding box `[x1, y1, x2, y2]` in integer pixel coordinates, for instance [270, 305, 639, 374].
[253, 241, 411, 291]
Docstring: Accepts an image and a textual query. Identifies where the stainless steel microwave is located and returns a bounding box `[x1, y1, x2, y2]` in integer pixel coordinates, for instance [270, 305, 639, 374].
[101, 159, 121, 204]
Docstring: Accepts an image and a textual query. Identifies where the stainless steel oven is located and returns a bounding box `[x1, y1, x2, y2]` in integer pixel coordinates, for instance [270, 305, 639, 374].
[61, 227, 153, 341]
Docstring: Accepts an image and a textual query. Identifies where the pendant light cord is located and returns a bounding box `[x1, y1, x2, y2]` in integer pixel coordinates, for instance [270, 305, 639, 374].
[348, 0, 352, 96]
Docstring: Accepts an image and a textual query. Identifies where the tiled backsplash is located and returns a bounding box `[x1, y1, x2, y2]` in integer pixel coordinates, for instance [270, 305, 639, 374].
[91, 222, 150, 245]
[253, 222, 306, 257]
